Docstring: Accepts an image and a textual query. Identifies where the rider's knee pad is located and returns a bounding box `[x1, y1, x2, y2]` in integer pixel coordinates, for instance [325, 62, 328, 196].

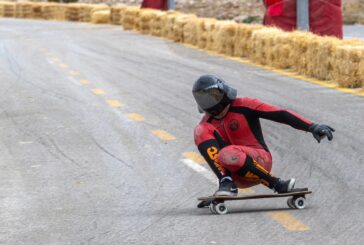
[217, 145, 247, 172]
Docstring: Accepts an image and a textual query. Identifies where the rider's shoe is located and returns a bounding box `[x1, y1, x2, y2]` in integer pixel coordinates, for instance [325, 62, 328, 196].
[273, 178, 296, 193]
[214, 176, 238, 196]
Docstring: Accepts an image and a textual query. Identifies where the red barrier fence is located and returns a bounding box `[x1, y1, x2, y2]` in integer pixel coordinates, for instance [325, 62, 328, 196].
[141, 0, 168, 10]
[263, 0, 343, 38]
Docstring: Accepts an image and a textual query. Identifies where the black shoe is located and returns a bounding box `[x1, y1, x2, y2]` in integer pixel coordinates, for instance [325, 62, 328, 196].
[214, 176, 238, 196]
[273, 178, 295, 193]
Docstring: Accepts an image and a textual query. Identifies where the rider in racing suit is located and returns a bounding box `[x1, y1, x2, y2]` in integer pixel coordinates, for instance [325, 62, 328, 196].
[192, 75, 335, 197]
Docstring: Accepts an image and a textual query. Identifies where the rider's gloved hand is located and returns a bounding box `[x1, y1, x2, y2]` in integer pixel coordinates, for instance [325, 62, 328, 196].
[308, 123, 335, 143]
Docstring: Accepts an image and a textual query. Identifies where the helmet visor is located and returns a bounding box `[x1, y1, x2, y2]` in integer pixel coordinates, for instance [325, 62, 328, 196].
[193, 86, 224, 111]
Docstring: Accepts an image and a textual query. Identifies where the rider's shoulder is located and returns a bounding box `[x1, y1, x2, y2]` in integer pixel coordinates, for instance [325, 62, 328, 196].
[231, 97, 259, 107]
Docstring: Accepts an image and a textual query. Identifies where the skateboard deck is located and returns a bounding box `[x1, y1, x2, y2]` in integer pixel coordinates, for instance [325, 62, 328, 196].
[198, 188, 312, 215]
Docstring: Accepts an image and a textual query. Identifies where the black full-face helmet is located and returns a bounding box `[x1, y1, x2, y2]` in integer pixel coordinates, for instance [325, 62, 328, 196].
[192, 75, 237, 116]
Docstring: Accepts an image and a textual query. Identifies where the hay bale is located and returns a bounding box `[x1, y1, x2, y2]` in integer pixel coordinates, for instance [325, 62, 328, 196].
[213, 20, 238, 56]
[196, 18, 217, 49]
[16, 2, 33, 19]
[65, 3, 83, 22]
[80, 4, 109, 22]
[172, 14, 197, 42]
[233, 24, 264, 57]
[91, 9, 110, 24]
[249, 27, 285, 66]
[331, 45, 364, 88]
[305, 36, 339, 80]
[150, 11, 167, 36]
[110, 5, 127, 25]
[139, 9, 161, 34]
[0, 2, 16, 17]
[31, 2, 44, 19]
[161, 11, 181, 39]
[182, 16, 199, 45]
[122, 6, 141, 30]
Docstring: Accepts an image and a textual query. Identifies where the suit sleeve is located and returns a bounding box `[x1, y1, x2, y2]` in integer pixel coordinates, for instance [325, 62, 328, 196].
[244, 98, 313, 131]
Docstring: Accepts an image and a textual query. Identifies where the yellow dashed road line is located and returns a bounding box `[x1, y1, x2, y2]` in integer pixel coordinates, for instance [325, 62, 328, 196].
[152, 130, 176, 141]
[80, 79, 90, 85]
[269, 212, 310, 231]
[69, 70, 79, 76]
[182, 152, 206, 164]
[106, 99, 124, 107]
[59, 63, 69, 69]
[127, 113, 145, 122]
[91, 89, 106, 95]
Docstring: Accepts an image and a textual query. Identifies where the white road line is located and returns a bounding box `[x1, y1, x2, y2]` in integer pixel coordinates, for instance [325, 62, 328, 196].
[180, 158, 218, 184]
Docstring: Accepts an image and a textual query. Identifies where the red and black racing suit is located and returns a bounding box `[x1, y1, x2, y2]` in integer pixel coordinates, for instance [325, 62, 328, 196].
[194, 97, 313, 189]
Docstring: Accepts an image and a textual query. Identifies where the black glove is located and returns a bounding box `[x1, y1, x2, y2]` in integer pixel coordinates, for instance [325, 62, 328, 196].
[308, 123, 335, 143]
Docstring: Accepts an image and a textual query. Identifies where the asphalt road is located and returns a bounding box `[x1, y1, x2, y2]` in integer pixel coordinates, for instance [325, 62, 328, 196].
[0, 18, 363, 245]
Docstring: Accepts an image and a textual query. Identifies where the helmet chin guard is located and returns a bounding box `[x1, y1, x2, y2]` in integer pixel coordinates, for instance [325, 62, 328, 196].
[192, 75, 237, 115]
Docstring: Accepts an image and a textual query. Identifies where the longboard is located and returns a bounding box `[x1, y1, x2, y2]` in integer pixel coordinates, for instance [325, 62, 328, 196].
[198, 188, 312, 215]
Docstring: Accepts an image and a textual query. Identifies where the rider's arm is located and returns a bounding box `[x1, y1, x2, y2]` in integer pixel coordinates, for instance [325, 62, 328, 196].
[239, 98, 313, 131]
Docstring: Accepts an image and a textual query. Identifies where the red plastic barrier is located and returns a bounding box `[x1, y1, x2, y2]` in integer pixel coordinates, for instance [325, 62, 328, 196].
[141, 0, 167, 10]
[263, 0, 343, 38]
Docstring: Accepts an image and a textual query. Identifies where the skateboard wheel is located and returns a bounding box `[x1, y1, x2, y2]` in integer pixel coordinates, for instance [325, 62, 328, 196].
[214, 203, 228, 215]
[293, 197, 306, 209]
[287, 197, 295, 209]
[209, 203, 217, 214]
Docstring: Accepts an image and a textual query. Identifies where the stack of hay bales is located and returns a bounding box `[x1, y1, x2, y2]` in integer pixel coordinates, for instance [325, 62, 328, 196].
[65, 3, 83, 22]
[172, 14, 197, 43]
[41, 3, 63, 20]
[250, 27, 284, 66]
[182, 17, 199, 46]
[31, 2, 44, 19]
[139, 9, 160, 34]
[83, 4, 109, 23]
[196, 18, 217, 49]
[284, 31, 318, 75]
[91, 7, 110, 24]
[110, 5, 127, 25]
[213, 20, 238, 56]
[122, 6, 141, 30]
[305, 36, 339, 80]
[161, 11, 180, 40]
[331, 44, 364, 88]
[233, 24, 264, 58]
[0, 2, 16, 17]
[150, 11, 167, 37]
[16, 2, 33, 19]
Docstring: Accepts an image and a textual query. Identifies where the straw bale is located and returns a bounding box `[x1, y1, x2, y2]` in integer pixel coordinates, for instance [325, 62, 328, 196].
[80, 4, 109, 22]
[213, 21, 238, 56]
[182, 16, 198, 45]
[31, 2, 44, 19]
[282, 31, 319, 75]
[150, 11, 167, 37]
[233, 24, 264, 57]
[110, 5, 127, 25]
[16, 2, 33, 19]
[359, 59, 364, 89]
[331, 45, 364, 88]
[196, 18, 217, 49]
[172, 14, 197, 43]
[65, 3, 84, 22]
[0, 2, 16, 17]
[91, 9, 110, 24]
[122, 6, 141, 30]
[161, 11, 181, 39]
[305, 36, 339, 80]
[139, 9, 161, 34]
[250, 27, 284, 66]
